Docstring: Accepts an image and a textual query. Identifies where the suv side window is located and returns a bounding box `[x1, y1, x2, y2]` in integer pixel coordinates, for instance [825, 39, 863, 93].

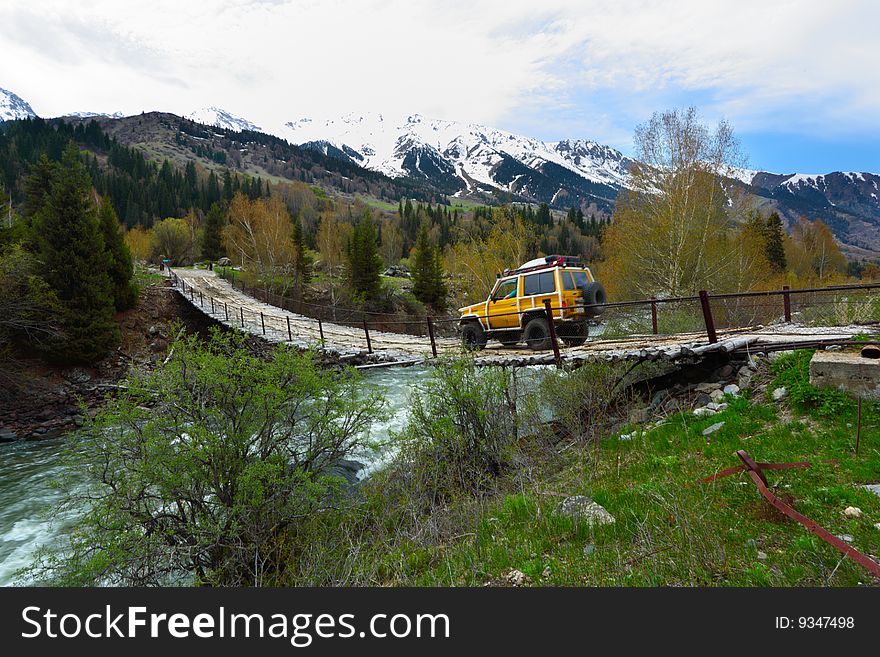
[562, 272, 575, 290]
[523, 271, 556, 295]
[571, 271, 589, 289]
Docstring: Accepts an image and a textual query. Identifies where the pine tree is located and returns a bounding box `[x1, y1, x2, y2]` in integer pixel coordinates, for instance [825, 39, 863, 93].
[346, 212, 382, 299]
[291, 214, 312, 291]
[411, 224, 436, 306]
[201, 202, 225, 261]
[23, 155, 56, 220]
[36, 143, 118, 363]
[98, 195, 137, 311]
[763, 211, 787, 273]
[536, 203, 551, 227]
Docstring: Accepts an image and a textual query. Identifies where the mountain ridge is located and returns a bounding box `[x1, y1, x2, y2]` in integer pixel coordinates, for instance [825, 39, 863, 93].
[2, 86, 878, 254]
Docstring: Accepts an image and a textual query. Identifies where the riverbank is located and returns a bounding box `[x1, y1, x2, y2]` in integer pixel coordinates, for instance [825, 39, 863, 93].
[0, 280, 218, 442]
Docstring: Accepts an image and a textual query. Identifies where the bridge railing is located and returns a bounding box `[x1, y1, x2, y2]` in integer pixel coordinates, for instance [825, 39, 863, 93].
[168, 268, 880, 360]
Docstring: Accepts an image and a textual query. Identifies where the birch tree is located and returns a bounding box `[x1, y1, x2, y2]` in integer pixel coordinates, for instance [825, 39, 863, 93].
[602, 108, 756, 298]
[223, 193, 296, 294]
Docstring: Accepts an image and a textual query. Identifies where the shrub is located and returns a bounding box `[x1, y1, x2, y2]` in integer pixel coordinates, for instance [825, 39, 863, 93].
[25, 329, 387, 586]
[395, 358, 518, 504]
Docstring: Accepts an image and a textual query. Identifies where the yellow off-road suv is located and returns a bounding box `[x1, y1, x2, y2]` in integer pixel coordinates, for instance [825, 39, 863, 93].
[458, 255, 606, 350]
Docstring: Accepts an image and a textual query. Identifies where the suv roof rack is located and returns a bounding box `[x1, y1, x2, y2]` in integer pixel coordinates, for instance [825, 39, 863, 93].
[503, 254, 582, 276]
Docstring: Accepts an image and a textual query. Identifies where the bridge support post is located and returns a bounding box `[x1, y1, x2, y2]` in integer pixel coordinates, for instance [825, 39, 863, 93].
[318, 318, 325, 346]
[783, 285, 791, 322]
[287, 316, 292, 342]
[650, 296, 658, 334]
[699, 290, 717, 344]
[224, 302, 229, 321]
[543, 299, 562, 368]
[240, 307, 245, 328]
[427, 316, 438, 358]
[260, 312, 266, 335]
[210, 297, 214, 314]
[363, 319, 373, 354]
[199, 291, 203, 306]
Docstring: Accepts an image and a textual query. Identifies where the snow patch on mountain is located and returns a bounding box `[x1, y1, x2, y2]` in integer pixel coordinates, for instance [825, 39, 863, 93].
[0, 87, 37, 122]
[186, 107, 262, 133]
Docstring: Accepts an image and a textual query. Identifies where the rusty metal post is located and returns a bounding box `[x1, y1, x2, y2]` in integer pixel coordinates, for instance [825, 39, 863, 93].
[318, 318, 325, 345]
[650, 296, 658, 335]
[260, 312, 266, 335]
[210, 297, 214, 314]
[286, 316, 292, 342]
[427, 316, 438, 358]
[240, 307, 244, 328]
[698, 290, 717, 344]
[363, 319, 373, 354]
[199, 290, 203, 306]
[189, 286, 194, 301]
[543, 299, 562, 368]
[856, 397, 862, 455]
[224, 302, 229, 321]
[783, 284, 791, 322]
[362, 318, 373, 353]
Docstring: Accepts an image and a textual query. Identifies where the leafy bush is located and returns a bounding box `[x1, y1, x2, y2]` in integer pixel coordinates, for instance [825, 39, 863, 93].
[395, 358, 519, 504]
[531, 361, 632, 442]
[25, 329, 386, 586]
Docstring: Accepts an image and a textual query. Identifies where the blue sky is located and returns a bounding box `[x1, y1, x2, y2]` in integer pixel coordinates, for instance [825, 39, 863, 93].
[1, 0, 877, 174]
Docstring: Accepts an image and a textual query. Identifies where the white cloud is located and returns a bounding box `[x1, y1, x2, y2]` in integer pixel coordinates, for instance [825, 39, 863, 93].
[0, 0, 877, 143]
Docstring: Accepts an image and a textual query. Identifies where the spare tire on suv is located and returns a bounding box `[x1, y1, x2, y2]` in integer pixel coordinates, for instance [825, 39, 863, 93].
[580, 281, 606, 318]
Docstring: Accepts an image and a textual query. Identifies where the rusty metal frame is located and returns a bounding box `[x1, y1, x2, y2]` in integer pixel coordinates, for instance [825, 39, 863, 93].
[702, 450, 880, 578]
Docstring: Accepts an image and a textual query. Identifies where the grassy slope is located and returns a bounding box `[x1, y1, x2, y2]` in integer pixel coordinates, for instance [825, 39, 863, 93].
[394, 353, 880, 587]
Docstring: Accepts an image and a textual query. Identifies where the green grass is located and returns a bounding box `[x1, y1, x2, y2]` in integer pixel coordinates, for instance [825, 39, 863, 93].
[384, 357, 880, 587]
[133, 266, 166, 288]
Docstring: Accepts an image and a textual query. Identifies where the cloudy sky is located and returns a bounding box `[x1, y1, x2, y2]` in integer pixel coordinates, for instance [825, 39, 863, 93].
[1, 0, 878, 173]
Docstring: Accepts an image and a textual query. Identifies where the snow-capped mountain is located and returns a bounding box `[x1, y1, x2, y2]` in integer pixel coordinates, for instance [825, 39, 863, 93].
[279, 113, 634, 207]
[0, 87, 37, 122]
[186, 107, 262, 133]
[63, 111, 125, 119]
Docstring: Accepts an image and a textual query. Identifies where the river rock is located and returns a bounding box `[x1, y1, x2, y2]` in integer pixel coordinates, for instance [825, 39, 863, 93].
[862, 484, 880, 498]
[702, 422, 725, 437]
[557, 496, 615, 526]
[650, 389, 670, 408]
[716, 364, 734, 379]
[65, 368, 91, 384]
[772, 387, 787, 401]
[506, 569, 529, 586]
[325, 459, 366, 486]
[723, 384, 740, 396]
[843, 506, 863, 518]
[693, 407, 715, 418]
[710, 389, 725, 402]
[0, 429, 19, 443]
[693, 392, 711, 409]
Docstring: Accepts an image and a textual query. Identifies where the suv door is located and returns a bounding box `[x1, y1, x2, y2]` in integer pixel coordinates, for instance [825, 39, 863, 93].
[521, 271, 558, 319]
[487, 277, 520, 329]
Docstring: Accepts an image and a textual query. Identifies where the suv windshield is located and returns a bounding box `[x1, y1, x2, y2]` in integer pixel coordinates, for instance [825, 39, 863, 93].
[492, 279, 517, 300]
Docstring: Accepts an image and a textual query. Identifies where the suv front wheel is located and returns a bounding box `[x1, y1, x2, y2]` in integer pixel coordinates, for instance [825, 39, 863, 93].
[461, 321, 488, 350]
[523, 316, 552, 351]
